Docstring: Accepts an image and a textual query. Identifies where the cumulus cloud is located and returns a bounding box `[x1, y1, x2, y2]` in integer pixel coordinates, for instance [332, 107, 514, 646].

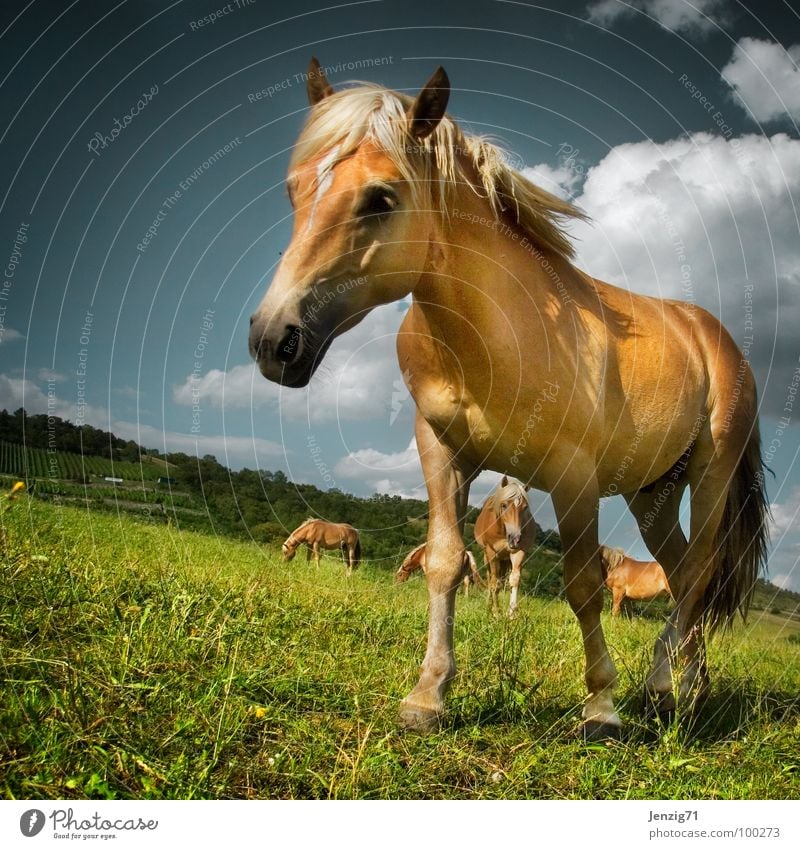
[0, 374, 283, 469]
[110, 420, 285, 466]
[521, 154, 585, 201]
[722, 38, 800, 124]
[765, 487, 800, 592]
[0, 327, 25, 344]
[334, 438, 426, 499]
[173, 304, 406, 424]
[559, 131, 800, 418]
[586, 0, 728, 36]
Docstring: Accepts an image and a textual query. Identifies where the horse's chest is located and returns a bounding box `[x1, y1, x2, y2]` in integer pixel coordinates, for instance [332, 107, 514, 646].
[414, 383, 492, 445]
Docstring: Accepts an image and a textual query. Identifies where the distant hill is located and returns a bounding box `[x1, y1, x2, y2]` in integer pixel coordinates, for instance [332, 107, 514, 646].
[2, 406, 795, 616]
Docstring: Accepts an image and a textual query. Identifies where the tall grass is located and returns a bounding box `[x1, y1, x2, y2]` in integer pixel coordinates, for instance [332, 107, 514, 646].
[1, 499, 798, 799]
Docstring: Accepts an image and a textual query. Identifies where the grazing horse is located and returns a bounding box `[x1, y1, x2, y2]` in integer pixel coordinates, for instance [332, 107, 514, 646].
[395, 542, 483, 595]
[474, 477, 539, 616]
[249, 59, 769, 738]
[282, 518, 361, 575]
[600, 546, 674, 616]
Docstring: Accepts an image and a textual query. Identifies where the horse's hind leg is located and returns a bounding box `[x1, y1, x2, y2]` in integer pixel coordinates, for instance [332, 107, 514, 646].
[625, 481, 687, 712]
[611, 586, 625, 617]
[552, 473, 621, 739]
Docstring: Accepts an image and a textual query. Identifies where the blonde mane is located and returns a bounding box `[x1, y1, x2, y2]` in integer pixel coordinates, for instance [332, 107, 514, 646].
[291, 84, 586, 259]
[600, 545, 627, 573]
[483, 477, 529, 513]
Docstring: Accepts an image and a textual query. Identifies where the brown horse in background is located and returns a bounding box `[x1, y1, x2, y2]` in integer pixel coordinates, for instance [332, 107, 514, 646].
[395, 542, 483, 595]
[474, 477, 539, 617]
[249, 59, 769, 737]
[282, 518, 361, 575]
[600, 546, 674, 616]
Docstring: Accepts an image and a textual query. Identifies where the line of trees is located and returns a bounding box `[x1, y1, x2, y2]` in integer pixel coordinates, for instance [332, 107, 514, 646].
[1, 407, 563, 566]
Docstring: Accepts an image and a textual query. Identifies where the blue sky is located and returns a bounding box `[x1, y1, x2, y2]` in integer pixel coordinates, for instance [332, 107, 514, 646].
[1, 0, 799, 589]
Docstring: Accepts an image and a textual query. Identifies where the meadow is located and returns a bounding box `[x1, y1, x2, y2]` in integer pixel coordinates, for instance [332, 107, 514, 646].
[1, 497, 799, 800]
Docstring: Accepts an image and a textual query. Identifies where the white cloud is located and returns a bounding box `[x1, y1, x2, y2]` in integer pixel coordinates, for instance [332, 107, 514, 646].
[0, 374, 107, 424]
[561, 131, 800, 417]
[334, 438, 426, 499]
[37, 369, 69, 383]
[0, 327, 24, 344]
[771, 571, 798, 592]
[0, 375, 283, 469]
[173, 304, 406, 424]
[722, 37, 800, 124]
[521, 157, 584, 201]
[770, 486, 800, 536]
[586, 0, 727, 36]
[110, 420, 284, 466]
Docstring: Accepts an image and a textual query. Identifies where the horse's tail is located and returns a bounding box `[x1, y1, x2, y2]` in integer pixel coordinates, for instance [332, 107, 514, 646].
[352, 538, 361, 569]
[703, 420, 770, 631]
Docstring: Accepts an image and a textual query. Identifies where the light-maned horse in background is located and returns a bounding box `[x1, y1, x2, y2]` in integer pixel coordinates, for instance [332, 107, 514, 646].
[249, 59, 769, 738]
[601, 546, 674, 616]
[282, 518, 361, 575]
[474, 476, 539, 617]
[395, 542, 483, 596]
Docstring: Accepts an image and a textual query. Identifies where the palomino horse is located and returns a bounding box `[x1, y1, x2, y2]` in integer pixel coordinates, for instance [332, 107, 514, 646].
[475, 476, 539, 617]
[282, 518, 361, 575]
[395, 542, 483, 595]
[249, 59, 768, 738]
[600, 546, 674, 616]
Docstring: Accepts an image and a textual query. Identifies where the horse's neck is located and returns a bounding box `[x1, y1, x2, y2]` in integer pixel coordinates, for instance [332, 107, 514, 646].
[421, 184, 580, 305]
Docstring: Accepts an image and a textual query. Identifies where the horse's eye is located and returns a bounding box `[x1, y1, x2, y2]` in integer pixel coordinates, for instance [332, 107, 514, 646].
[357, 186, 398, 220]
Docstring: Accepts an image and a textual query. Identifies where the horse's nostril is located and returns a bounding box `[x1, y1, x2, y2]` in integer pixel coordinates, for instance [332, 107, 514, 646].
[249, 315, 255, 327]
[276, 325, 302, 364]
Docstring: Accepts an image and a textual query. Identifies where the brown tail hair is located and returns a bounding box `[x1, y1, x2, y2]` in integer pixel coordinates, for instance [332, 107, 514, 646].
[703, 422, 770, 630]
[352, 538, 361, 569]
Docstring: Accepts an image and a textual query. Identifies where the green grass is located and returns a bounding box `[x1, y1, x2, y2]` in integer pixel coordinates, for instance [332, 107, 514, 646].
[1, 498, 799, 799]
[0, 440, 167, 482]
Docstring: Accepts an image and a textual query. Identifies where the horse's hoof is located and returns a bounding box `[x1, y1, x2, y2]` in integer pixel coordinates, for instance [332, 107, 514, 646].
[582, 719, 623, 743]
[398, 701, 442, 734]
[644, 689, 676, 722]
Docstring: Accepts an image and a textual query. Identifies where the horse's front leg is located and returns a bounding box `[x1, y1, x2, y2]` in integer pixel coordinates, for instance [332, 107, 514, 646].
[399, 413, 475, 733]
[507, 549, 526, 618]
[486, 551, 501, 615]
[552, 474, 622, 740]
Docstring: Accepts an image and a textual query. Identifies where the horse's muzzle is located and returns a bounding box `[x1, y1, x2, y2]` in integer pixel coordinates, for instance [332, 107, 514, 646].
[249, 316, 315, 387]
[507, 533, 521, 550]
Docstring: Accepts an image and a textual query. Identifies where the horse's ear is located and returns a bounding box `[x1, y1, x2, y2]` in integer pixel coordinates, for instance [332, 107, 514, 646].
[501, 475, 509, 487]
[307, 56, 334, 105]
[407, 66, 450, 140]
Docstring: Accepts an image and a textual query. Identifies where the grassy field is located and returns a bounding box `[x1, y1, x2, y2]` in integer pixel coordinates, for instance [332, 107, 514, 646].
[1, 497, 799, 800]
